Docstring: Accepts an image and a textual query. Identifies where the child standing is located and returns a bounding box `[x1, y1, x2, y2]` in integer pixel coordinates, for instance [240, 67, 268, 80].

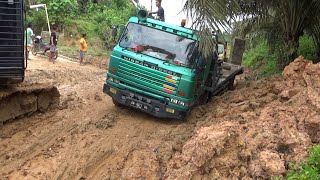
[79, 33, 88, 65]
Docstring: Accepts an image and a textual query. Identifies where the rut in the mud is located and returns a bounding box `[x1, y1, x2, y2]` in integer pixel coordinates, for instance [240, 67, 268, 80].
[0, 56, 319, 180]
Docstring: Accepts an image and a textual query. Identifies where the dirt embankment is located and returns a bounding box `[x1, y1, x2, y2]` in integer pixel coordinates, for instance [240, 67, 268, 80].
[0, 56, 319, 179]
[164, 56, 320, 179]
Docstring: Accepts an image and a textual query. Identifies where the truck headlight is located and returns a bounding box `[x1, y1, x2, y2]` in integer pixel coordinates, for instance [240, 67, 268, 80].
[107, 76, 120, 84]
[170, 99, 188, 107]
[107, 76, 113, 82]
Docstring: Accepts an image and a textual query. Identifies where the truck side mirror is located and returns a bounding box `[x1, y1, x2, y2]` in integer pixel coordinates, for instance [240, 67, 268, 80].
[117, 25, 126, 43]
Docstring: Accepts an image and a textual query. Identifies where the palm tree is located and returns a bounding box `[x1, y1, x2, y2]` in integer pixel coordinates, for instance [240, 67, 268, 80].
[308, 21, 320, 61]
[183, 0, 320, 68]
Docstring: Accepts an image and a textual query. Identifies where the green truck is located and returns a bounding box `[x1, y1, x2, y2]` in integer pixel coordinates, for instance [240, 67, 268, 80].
[103, 11, 243, 119]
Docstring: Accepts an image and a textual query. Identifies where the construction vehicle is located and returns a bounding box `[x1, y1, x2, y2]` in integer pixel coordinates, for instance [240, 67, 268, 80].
[0, 0, 25, 83]
[217, 43, 227, 61]
[103, 10, 243, 119]
[0, 0, 59, 124]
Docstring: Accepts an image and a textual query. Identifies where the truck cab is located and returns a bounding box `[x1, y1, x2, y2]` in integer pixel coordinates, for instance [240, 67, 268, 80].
[103, 12, 243, 119]
[217, 43, 227, 61]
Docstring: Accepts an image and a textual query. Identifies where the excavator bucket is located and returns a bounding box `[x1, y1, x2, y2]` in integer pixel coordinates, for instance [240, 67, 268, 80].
[0, 85, 60, 124]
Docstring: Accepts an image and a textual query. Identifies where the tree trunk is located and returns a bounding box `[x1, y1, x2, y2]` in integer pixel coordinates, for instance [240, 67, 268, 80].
[315, 50, 320, 63]
[279, 36, 299, 69]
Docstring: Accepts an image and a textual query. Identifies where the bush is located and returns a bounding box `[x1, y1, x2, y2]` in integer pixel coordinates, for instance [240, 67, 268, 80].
[64, 19, 97, 38]
[27, 0, 136, 48]
[274, 146, 320, 180]
[242, 40, 280, 76]
[298, 35, 317, 60]
[26, 10, 48, 35]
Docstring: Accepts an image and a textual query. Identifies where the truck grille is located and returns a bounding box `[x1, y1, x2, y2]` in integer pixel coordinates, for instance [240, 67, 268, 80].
[0, 0, 25, 82]
[118, 58, 180, 95]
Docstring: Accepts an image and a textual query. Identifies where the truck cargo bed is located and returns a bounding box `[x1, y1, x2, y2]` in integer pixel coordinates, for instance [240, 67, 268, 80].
[215, 62, 243, 95]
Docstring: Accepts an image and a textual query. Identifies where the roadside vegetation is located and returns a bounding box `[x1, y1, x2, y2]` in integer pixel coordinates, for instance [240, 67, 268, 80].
[26, 0, 136, 58]
[286, 146, 320, 179]
[184, 0, 320, 70]
[240, 34, 317, 78]
[275, 146, 320, 180]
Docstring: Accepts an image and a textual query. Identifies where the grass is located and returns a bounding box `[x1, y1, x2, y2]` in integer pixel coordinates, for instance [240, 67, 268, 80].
[58, 36, 111, 59]
[242, 40, 281, 78]
[273, 145, 320, 180]
[286, 146, 320, 179]
[57, 36, 111, 69]
[298, 35, 317, 60]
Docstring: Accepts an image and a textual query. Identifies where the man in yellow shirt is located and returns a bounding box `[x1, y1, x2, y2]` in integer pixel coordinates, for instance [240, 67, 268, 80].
[79, 33, 88, 65]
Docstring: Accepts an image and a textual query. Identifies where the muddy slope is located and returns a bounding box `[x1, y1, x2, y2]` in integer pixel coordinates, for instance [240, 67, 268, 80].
[0, 56, 319, 179]
[164, 56, 320, 179]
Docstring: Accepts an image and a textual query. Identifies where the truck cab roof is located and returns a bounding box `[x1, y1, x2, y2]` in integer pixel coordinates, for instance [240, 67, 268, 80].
[128, 17, 198, 41]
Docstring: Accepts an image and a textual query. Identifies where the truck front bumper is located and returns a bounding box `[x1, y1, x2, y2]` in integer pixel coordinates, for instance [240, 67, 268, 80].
[103, 83, 187, 119]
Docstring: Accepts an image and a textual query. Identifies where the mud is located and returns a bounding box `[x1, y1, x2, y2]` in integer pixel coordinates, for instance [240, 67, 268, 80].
[0, 85, 59, 124]
[0, 55, 319, 179]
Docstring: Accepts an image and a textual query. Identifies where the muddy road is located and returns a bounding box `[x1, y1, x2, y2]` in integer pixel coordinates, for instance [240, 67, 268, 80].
[0, 56, 198, 179]
[0, 56, 319, 179]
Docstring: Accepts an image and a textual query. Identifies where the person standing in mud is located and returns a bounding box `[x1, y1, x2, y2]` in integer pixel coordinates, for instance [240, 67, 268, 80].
[49, 26, 58, 63]
[24, 23, 34, 60]
[112, 25, 118, 43]
[79, 33, 88, 65]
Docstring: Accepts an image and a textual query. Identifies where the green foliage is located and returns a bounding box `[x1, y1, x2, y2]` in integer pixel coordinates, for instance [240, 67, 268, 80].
[26, 0, 136, 47]
[242, 40, 280, 77]
[64, 19, 97, 37]
[32, 0, 78, 25]
[48, 0, 78, 25]
[275, 146, 320, 180]
[84, 1, 135, 47]
[26, 10, 47, 34]
[241, 33, 318, 77]
[183, 0, 320, 67]
[297, 35, 317, 60]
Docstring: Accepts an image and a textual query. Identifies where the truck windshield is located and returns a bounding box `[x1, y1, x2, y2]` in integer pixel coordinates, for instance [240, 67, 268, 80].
[218, 44, 225, 54]
[119, 23, 196, 68]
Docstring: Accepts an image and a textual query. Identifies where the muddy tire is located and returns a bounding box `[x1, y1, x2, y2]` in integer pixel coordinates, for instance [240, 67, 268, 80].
[32, 49, 37, 56]
[112, 98, 121, 107]
[198, 91, 211, 105]
[228, 77, 235, 90]
[198, 73, 213, 105]
[53, 51, 58, 60]
[177, 110, 190, 121]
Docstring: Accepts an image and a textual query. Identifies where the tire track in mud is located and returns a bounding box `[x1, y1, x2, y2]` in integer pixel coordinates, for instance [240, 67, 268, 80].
[81, 110, 199, 179]
[1, 98, 116, 179]
[0, 57, 110, 178]
[0, 56, 200, 179]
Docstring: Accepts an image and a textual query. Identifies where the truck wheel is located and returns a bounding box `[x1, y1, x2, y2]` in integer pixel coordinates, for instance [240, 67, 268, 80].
[228, 77, 235, 90]
[112, 98, 121, 107]
[53, 51, 58, 59]
[198, 91, 210, 105]
[177, 110, 191, 121]
[45, 49, 50, 57]
[32, 49, 37, 55]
